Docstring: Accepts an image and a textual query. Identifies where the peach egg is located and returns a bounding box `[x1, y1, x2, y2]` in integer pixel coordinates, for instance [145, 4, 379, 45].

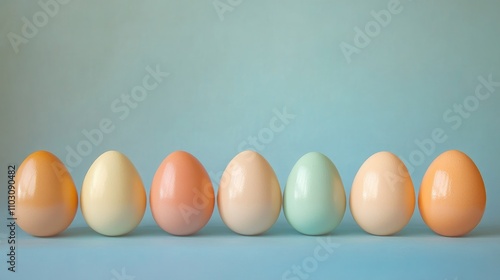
[218, 151, 282, 235]
[350, 151, 415, 235]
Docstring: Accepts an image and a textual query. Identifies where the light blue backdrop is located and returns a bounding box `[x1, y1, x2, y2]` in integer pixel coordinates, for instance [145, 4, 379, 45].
[1, 1, 499, 279]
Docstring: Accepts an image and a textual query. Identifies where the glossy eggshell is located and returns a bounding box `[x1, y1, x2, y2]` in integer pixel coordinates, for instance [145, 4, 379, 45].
[150, 151, 215, 235]
[217, 151, 282, 235]
[418, 150, 486, 237]
[284, 152, 346, 235]
[350, 151, 415, 235]
[14, 151, 78, 237]
[81, 151, 146, 236]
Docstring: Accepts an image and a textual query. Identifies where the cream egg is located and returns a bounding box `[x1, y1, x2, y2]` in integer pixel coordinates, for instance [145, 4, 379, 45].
[81, 151, 146, 236]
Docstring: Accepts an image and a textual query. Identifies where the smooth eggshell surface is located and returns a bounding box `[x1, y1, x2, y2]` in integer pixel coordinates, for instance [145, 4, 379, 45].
[217, 151, 282, 235]
[81, 151, 146, 236]
[15, 151, 78, 237]
[350, 151, 415, 235]
[284, 152, 346, 235]
[150, 151, 214, 235]
[418, 150, 486, 237]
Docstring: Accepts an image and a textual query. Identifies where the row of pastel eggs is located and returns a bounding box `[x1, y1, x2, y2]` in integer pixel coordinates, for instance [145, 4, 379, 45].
[14, 149, 486, 237]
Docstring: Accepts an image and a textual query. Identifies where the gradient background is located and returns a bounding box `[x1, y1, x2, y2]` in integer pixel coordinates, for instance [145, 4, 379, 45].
[1, 0, 499, 279]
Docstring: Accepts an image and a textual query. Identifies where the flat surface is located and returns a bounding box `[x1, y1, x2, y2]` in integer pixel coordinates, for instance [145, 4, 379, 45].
[1, 1, 500, 279]
[1, 224, 499, 280]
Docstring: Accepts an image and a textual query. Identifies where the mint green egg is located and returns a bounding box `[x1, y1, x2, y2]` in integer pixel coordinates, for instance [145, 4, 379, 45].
[284, 152, 346, 235]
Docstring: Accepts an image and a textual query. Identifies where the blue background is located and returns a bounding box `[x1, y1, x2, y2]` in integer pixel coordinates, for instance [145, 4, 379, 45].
[1, 0, 499, 279]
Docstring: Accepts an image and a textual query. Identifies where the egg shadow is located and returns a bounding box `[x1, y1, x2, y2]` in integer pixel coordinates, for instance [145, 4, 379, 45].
[389, 225, 500, 238]
[188, 224, 302, 237]
[456, 226, 500, 238]
[51, 226, 167, 238]
[124, 226, 170, 237]
[46, 227, 96, 238]
[388, 226, 435, 237]
[327, 224, 437, 238]
[44, 224, 500, 239]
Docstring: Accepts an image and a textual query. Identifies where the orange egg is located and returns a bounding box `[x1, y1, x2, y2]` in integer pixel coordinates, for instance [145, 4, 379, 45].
[15, 151, 78, 236]
[418, 150, 486, 237]
[150, 151, 214, 235]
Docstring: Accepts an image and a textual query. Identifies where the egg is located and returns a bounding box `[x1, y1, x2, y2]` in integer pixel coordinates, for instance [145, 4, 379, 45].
[81, 151, 146, 236]
[14, 151, 78, 237]
[418, 150, 486, 237]
[350, 151, 415, 235]
[284, 152, 346, 235]
[150, 151, 214, 235]
[217, 150, 282, 235]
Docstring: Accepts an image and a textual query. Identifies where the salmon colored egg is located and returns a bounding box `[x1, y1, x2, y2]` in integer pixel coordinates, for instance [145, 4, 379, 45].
[150, 151, 215, 235]
[350, 151, 415, 236]
[15, 151, 78, 237]
[81, 151, 146, 236]
[218, 150, 282, 235]
[418, 150, 486, 237]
